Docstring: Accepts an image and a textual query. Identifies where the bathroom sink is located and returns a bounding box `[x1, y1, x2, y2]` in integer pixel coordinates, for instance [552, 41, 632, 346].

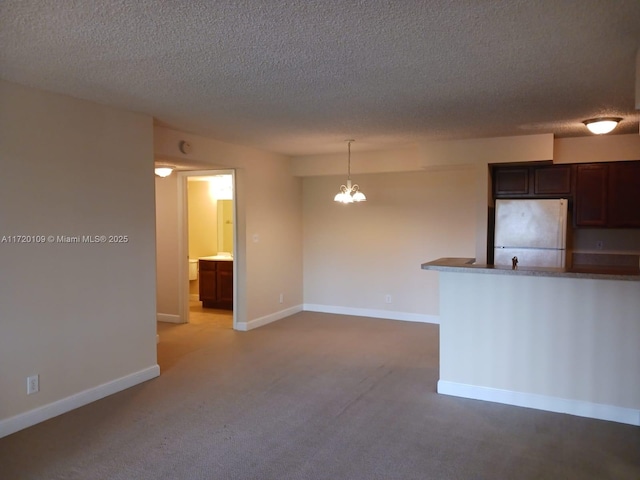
[199, 254, 233, 261]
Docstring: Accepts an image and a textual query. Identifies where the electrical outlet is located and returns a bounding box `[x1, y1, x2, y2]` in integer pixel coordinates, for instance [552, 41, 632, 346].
[385, 294, 392, 304]
[27, 375, 39, 395]
[279, 293, 284, 304]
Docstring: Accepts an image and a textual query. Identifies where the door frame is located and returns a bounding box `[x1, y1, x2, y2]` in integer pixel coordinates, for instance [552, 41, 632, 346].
[177, 169, 237, 329]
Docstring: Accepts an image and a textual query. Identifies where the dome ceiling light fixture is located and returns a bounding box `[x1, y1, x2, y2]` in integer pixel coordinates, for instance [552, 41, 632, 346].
[154, 166, 175, 177]
[334, 140, 366, 204]
[582, 117, 622, 135]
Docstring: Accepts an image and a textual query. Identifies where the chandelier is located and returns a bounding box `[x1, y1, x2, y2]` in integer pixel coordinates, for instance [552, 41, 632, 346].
[334, 140, 366, 203]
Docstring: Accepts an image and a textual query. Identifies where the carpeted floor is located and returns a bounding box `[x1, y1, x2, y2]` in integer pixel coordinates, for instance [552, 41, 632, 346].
[0, 311, 638, 479]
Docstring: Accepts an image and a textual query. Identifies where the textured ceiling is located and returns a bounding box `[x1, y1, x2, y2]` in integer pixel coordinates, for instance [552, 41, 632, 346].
[1, 0, 639, 156]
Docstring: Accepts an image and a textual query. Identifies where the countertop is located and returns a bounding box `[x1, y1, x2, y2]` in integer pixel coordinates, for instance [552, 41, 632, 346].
[421, 257, 640, 281]
[199, 255, 233, 261]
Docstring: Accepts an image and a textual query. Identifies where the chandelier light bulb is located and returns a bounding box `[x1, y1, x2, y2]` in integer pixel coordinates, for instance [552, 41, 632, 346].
[352, 190, 366, 202]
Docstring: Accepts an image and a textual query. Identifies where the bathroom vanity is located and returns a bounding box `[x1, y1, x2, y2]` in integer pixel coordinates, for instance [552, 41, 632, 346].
[199, 257, 233, 310]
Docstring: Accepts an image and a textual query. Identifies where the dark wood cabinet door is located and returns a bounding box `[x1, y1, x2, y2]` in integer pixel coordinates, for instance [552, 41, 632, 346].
[534, 165, 572, 195]
[608, 161, 640, 227]
[217, 269, 234, 306]
[574, 164, 608, 226]
[199, 269, 217, 302]
[494, 167, 529, 196]
[199, 259, 233, 309]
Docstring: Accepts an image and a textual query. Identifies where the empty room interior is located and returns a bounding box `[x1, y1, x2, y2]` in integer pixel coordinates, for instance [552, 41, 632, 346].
[1, 2, 639, 479]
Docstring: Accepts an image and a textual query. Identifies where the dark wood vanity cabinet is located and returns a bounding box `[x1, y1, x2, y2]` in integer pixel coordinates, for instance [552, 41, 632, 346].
[493, 164, 572, 198]
[199, 260, 233, 310]
[574, 161, 640, 228]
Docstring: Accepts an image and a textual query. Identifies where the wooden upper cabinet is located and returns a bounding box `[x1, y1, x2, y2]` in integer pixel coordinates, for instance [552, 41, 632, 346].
[608, 161, 640, 227]
[493, 164, 573, 198]
[574, 164, 608, 227]
[493, 161, 639, 228]
[494, 167, 529, 196]
[574, 161, 640, 228]
[534, 165, 572, 195]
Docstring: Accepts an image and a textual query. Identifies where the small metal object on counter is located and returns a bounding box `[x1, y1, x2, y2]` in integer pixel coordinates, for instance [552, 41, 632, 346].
[512, 256, 518, 270]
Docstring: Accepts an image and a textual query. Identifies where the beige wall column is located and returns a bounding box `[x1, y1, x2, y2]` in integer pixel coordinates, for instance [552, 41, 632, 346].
[0, 80, 158, 437]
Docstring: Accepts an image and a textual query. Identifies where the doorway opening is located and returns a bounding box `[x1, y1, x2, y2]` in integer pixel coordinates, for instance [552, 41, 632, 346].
[179, 170, 237, 329]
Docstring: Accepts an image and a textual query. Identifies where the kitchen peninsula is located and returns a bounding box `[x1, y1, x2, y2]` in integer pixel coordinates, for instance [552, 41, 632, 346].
[422, 257, 640, 426]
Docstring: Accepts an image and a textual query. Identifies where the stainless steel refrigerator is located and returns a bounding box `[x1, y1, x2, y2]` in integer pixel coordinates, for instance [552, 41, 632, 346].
[494, 199, 568, 268]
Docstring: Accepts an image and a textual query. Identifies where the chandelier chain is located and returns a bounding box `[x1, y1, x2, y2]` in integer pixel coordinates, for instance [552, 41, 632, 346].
[347, 140, 352, 181]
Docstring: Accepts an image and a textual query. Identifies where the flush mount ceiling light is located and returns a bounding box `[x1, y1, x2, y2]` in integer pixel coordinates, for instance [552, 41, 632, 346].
[334, 140, 366, 204]
[154, 166, 174, 177]
[582, 117, 622, 135]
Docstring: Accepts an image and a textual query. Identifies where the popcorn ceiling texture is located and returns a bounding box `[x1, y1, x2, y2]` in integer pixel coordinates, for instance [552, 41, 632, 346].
[0, 0, 639, 155]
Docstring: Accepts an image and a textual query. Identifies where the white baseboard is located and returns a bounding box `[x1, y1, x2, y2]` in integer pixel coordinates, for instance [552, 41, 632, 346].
[236, 305, 303, 331]
[0, 365, 160, 439]
[303, 304, 439, 325]
[156, 313, 183, 323]
[438, 380, 640, 427]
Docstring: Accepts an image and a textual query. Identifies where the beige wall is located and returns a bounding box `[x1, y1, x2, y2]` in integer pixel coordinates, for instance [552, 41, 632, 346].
[296, 135, 553, 320]
[420, 134, 554, 166]
[0, 80, 158, 436]
[291, 145, 423, 176]
[155, 174, 180, 316]
[188, 180, 218, 258]
[554, 135, 640, 163]
[296, 133, 639, 320]
[302, 169, 478, 320]
[153, 126, 304, 328]
[418, 134, 555, 265]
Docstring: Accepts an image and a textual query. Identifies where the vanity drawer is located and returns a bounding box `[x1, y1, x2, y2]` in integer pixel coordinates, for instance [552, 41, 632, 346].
[199, 260, 216, 271]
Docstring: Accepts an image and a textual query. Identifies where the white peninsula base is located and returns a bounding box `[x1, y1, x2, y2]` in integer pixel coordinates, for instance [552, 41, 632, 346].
[430, 265, 640, 426]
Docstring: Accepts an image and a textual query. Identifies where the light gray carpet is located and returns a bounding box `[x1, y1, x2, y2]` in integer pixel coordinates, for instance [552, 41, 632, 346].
[0, 312, 638, 479]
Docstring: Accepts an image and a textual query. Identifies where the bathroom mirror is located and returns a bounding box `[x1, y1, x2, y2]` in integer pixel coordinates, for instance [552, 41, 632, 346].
[217, 199, 233, 255]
